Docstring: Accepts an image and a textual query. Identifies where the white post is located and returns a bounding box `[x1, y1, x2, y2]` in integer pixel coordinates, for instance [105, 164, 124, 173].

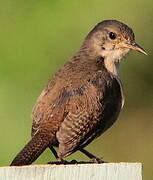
[0, 163, 142, 180]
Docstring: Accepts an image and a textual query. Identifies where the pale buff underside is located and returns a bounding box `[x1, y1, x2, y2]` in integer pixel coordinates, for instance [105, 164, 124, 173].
[102, 48, 130, 109]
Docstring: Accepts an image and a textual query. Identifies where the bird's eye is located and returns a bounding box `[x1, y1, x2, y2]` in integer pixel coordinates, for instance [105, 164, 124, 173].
[109, 32, 117, 40]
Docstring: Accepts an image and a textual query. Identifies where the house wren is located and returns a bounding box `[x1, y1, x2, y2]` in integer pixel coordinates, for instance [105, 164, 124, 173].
[10, 20, 147, 166]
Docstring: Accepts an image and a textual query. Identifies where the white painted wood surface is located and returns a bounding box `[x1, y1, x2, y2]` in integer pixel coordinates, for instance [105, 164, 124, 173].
[0, 163, 142, 180]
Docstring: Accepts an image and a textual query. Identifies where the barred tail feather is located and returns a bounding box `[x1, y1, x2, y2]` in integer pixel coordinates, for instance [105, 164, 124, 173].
[10, 132, 50, 166]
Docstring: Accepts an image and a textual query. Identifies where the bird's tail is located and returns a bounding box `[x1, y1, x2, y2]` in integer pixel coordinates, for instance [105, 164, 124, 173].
[10, 132, 51, 166]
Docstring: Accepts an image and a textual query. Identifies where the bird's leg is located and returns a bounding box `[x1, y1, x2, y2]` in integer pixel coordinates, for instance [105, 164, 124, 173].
[79, 148, 105, 163]
[48, 144, 58, 159]
[47, 144, 68, 164]
[47, 144, 78, 164]
[48, 144, 78, 164]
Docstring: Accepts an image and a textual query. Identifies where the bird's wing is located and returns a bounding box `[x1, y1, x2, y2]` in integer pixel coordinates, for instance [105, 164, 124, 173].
[56, 76, 105, 158]
[56, 74, 122, 158]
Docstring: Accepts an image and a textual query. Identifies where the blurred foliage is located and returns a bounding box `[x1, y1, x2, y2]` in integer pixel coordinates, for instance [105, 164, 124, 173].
[0, 0, 152, 179]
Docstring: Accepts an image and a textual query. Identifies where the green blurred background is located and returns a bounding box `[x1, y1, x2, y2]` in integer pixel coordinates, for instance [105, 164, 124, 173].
[0, 0, 152, 179]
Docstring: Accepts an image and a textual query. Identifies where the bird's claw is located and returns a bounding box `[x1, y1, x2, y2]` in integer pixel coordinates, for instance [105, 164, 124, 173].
[90, 157, 106, 163]
[47, 159, 78, 165]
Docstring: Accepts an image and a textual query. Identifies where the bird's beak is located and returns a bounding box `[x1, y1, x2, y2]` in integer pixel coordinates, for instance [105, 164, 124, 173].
[125, 42, 147, 55]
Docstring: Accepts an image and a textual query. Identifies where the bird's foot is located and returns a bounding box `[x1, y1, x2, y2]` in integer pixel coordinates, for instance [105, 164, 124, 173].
[90, 157, 106, 164]
[69, 159, 78, 164]
[47, 159, 69, 165]
[47, 158, 106, 165]
[47, 159, 78, 165]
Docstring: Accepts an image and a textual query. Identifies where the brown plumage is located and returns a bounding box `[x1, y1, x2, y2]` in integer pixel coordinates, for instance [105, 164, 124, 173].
[10, 20, 146, 166]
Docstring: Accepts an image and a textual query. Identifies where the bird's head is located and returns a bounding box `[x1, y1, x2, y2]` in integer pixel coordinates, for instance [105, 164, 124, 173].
[84, 20, 147, 75]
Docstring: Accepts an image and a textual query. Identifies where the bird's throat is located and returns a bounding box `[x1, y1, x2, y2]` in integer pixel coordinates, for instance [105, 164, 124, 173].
[104, 58, 119, 76]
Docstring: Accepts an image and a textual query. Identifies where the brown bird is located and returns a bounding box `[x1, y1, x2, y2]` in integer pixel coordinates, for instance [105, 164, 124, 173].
[10, 20, 147, 166]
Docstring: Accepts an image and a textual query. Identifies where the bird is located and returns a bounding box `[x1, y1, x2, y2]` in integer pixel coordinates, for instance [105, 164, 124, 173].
[10, 20, 147, 166]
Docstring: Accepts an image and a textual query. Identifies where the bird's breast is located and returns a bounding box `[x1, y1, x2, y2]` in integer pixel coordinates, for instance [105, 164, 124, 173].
[97, 74, 123, 134]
